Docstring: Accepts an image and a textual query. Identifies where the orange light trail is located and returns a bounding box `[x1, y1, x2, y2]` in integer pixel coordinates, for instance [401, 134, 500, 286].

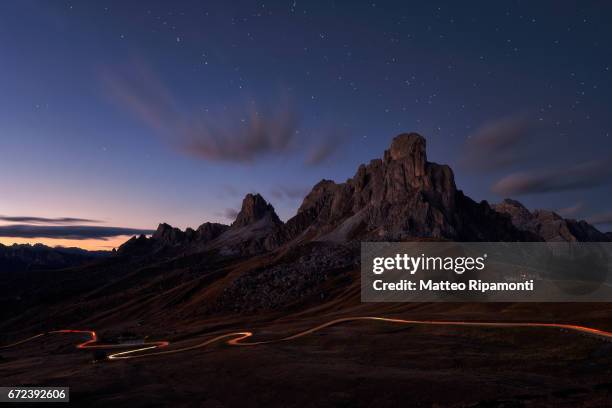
[2, 318, 612, 361]
[0, 329, 169, 355]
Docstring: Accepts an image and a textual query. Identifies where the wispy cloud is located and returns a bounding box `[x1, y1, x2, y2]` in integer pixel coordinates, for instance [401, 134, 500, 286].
[100, 61, 351, 166]
[0, 225, 154, 240]
[305, 135, 345, 165]
[218, 184, 243, 198]
[460, 114, 538, 171]
[100, 61, 300, 164]
[0, 215, 101, 224]
[491, 158, 612, 196]
[269, 186, 309, 201]
[555, 202, 584, 218]
[222, 208, 239, 220]
[100, 61, 179, 132]
[182, 104, 298, 163]
[587, 211, 612, 226]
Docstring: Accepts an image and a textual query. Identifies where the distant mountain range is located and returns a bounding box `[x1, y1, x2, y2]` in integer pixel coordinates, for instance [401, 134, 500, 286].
[3, 133, 609, 276]
[0, 243, 110, 272]
[118, 133, 609, 261]
[2, 133, 610, 328]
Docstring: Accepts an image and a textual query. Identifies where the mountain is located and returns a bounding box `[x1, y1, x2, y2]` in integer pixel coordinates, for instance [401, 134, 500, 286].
[3, 132, 612, 408]
[117, 221, 229, 257]
[492, 199, 610, 242]
[4, 131, 611, 330]
[0, 133, 609, 342]
[274, 133, 536, 243]
[118, 193, 283, 258]
[0, 243, 110, 272]
[210, 193, 283, 255]
[119, 132, 608, 260]
[104, 131, 610, 316]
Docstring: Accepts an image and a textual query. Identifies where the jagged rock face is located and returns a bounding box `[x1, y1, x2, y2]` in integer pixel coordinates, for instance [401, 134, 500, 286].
[232, 193, 281, 228]
[196, 222, 230, 241]
[118, 222, 230, 257]
[492, 199, 610, 242]
[210, 194, 283, 255]
[285, 133, 529, 242]
[153, 223, 186, 246]
[151, 221, 229, 246]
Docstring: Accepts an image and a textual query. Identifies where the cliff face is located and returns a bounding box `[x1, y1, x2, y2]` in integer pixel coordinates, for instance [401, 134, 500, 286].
[210, 193, 283, 255]
[232, 193, 281, 228]
[279, 133, 535, 243]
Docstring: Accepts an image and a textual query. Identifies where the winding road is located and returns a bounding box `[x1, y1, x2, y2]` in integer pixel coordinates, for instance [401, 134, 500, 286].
[2, 317, 612, 361]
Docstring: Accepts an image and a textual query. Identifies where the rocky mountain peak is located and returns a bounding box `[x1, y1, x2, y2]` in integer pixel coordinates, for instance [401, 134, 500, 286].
[386, 132, 427, 171]
[232, 193, 281, 228]
[152, 223, 185, 245]
[281, 132, 529, 242]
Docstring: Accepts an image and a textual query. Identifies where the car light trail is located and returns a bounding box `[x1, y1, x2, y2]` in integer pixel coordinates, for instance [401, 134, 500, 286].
[1, 329, 169, 354]
[3, 318, 612, 361]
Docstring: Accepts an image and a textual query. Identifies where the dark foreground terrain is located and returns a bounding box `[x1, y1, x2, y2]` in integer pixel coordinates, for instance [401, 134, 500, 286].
[2, 134, 611, 407]
[2, 304, 612, 407]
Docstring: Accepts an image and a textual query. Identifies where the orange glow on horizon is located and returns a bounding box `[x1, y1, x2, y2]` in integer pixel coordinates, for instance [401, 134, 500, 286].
[0, 235, 135, 251]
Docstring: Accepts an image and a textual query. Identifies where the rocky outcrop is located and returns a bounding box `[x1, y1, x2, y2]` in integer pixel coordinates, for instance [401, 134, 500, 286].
[196, 222, 230, 242]
[118, 221, 229, 257]
[210, 194, 283, 255]
[492, 199, 610, 242]
[213, 242, 356, 313]
[277, 133, 534, 243]
[153, 223, 187, 246]
[232, 193, 281, 228]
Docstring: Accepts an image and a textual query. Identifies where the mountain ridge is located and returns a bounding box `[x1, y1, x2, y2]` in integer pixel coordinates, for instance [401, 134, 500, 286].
[0, 242, 110, 272]
[118, 132, 609, 259]
[3, 132, 611, 332]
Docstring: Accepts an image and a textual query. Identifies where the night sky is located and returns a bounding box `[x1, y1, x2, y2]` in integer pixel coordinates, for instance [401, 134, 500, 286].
[1, 0, 611, 250]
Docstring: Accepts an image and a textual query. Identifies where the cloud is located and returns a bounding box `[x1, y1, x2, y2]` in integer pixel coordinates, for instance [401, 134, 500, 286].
[182, 105, 298, 162]
[491, 158, 612, 196]
[587, 211, 612, 226]
[269, 186, 309, 201]
[222, 208, 239, 220]
[100, 62, 299, 163]
[305, 138, 342, 165]
[305, 127, 349, 166]
[555, 202, 584, 218]
[0, 225, 154, 240]
[218, 184, 243, 198]
[100, 61, 179, 132]
[460, 115, 538, 171]
[0, 215, 101, 224]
